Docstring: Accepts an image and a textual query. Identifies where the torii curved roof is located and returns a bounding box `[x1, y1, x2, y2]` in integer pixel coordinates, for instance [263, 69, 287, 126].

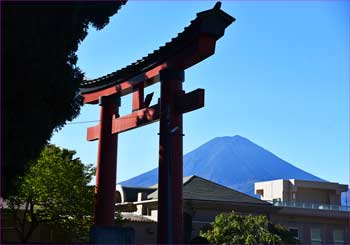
[80, 2, 235, 99]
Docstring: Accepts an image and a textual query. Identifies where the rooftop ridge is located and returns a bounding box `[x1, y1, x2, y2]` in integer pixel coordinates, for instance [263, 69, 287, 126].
[190, 175, 269, 204]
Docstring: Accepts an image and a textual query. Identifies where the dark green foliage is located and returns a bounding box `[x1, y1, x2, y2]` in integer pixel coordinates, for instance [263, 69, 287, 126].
[268, 223, 301, 244]
[2, 1, 126, 196]
[8, 145, 95, 243]
[200, 211, 300, 244]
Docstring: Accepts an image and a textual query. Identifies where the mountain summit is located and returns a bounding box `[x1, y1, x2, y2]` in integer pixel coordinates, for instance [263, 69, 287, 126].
[120, 135, 324, 195]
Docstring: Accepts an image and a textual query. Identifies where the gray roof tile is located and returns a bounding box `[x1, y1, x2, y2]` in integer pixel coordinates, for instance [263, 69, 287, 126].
[147, 175, 269, 205]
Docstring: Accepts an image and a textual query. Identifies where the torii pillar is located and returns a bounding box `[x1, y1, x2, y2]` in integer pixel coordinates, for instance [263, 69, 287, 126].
[94, 94, 120, 226]
[158, 69, 185, 244]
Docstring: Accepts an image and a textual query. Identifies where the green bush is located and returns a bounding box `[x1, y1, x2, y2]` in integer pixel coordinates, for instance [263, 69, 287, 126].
[200, 211, 300, 244]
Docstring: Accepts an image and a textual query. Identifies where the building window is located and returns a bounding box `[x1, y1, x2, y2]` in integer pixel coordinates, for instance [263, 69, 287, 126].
[289, 228, 299, 239]
[256, 189, 264, 196]
[311, 228, 322, 244]
[333, 230, 345, 244]
[141, 206, 147, 215]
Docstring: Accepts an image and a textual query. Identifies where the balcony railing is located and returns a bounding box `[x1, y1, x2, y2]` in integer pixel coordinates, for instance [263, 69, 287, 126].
[269, 200, 350, 212]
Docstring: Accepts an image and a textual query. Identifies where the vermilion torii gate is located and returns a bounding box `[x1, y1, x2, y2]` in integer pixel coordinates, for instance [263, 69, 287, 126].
[80, 2, 234, 244]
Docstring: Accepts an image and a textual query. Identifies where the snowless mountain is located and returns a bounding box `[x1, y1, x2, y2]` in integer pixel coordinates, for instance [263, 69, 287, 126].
[121, 135, 326, 196]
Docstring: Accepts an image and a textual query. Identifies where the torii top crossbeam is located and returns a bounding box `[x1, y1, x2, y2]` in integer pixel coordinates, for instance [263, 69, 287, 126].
[80, 2, 234, 244]
[80, 2, 234, 103]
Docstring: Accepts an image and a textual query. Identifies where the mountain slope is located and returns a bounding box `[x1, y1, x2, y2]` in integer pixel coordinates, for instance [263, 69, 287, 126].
[120, 135, 324, 196]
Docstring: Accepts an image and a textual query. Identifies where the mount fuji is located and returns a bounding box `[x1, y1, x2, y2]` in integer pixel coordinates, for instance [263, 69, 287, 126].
[120, 135, 326, 196]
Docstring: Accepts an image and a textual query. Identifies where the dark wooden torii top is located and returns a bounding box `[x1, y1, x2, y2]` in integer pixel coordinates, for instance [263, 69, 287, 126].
[80, 2, 235, 104]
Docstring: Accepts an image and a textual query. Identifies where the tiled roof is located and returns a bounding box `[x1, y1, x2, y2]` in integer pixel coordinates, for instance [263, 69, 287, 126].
[148, 175, 193, 189]
[121, 213, 155, 223]
[148, 175, 270, 205]
[80, 2, 234, 94]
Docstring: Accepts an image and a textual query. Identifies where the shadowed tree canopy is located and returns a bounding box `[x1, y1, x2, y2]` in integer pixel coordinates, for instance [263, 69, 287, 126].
[8, 144, 96, 243]
[2, 1, 126, 196]
[200, 212, 300, 244]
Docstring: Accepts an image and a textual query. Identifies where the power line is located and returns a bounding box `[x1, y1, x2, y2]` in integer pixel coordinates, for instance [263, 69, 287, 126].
[66, 120, 99, 125]
[66, 110, 160, 125]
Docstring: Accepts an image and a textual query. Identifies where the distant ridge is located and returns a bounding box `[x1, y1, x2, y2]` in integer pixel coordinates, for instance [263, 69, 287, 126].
[121, 135, 325, 196]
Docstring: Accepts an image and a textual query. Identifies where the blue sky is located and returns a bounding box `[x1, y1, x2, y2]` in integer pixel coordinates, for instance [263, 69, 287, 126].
[51, 1, 349, 185]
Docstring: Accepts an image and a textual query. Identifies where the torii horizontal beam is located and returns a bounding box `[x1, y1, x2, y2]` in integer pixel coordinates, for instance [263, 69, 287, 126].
[87, 89, 204, 141]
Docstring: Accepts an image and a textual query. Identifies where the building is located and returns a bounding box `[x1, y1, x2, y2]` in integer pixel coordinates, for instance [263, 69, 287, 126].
[255, 179, 347, 206]
[255, 179, 349, 244]
[116, 176, 349, 244]
[116, 175, 274, 243]
[2, 176, 348, 243]
[1, 199, 74, 243]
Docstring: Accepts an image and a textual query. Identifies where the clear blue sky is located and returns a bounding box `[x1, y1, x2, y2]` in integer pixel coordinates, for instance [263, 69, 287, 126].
[51, 1, 349, 185]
